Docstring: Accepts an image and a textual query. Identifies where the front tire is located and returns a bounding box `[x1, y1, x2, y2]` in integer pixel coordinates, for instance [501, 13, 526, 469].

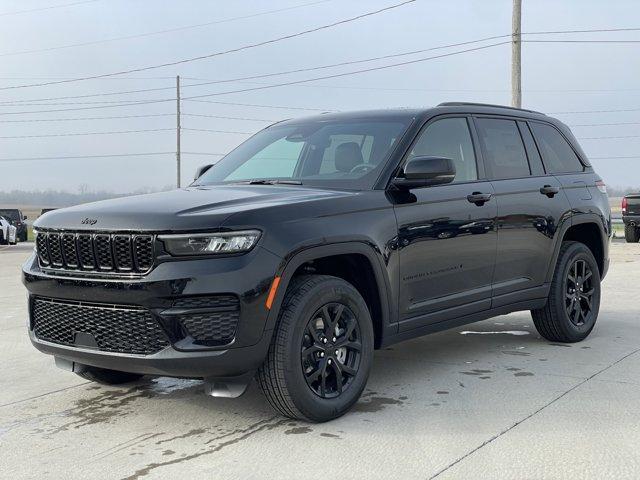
[531, 241, 601, 343]
[76, 366, 144, 385]
[624, 225, 639, 243]
[257, 275, 374, 422]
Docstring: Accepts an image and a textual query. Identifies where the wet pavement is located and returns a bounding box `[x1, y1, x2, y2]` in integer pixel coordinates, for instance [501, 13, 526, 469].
[2, 241, 640, 479]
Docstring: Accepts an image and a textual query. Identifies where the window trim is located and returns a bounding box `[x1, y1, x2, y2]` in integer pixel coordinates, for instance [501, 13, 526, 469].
[527, 120, 587, 174]
[392, 114, 483, 186]
[472, 115, 533, 181]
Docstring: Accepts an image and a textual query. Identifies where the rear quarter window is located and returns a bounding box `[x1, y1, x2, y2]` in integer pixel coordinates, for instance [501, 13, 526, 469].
[530, 122, 584, 174]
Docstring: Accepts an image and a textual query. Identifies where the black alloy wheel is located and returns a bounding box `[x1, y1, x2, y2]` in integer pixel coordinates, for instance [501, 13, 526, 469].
[565, 259, 595, 327]
[531, 241, 601, 343]
[301, 302, 362, 398]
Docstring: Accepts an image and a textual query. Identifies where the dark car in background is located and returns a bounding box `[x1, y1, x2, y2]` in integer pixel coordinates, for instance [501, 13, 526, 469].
[0, 209, 28, 242]
[622, 194, 640, 242]
[23, 103, 611, 422]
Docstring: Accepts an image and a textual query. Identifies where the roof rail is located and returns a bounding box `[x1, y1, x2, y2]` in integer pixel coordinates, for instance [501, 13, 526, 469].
[437, 102, 544, 115]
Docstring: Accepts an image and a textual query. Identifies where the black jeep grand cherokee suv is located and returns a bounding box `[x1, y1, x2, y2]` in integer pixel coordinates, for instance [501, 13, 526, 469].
[24, 103, 611, 422]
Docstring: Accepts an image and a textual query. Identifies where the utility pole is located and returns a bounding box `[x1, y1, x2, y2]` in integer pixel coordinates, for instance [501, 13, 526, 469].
[511, 0, 522, 108]
[176, 75, 181, 188]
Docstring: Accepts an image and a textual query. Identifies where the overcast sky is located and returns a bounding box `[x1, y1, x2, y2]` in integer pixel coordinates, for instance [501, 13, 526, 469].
[0, 0, 639, 193]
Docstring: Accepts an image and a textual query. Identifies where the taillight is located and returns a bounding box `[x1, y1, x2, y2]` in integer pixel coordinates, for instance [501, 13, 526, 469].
[595, 180, 607, 194]
[622, 197, 628, 213]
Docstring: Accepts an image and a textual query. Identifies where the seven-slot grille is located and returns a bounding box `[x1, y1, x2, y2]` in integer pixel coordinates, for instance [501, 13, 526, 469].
[36, 231, 154, 274]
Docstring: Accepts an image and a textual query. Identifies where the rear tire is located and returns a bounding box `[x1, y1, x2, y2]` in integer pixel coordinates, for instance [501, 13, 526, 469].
[624, 225, 639, 243]
[76, 366, 144, 385]
[531, 241, 601, 343]
[257, 275, 374, 422]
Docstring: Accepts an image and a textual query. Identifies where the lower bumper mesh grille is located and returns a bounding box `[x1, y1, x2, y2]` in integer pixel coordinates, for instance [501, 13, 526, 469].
[31, 297, 170, 355]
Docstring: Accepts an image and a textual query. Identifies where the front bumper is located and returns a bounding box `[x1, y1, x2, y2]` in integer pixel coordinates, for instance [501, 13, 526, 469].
[22, 246, 282, 378]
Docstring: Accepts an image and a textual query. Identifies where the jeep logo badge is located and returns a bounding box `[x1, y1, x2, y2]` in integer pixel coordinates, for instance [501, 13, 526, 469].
[81, 217, 98, 225]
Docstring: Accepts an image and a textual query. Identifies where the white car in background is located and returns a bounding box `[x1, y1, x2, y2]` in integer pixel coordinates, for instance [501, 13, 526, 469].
[0, 216, 17, 245]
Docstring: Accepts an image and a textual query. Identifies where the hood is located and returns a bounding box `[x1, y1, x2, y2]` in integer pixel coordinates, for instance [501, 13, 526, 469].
[34, 185, 353, 232]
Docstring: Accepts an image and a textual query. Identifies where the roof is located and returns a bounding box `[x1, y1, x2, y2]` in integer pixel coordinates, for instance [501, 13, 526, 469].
[275, 103, 549, 126]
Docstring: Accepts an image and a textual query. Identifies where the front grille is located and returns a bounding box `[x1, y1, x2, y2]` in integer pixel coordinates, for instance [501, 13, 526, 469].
[172, 295, 239, 309]
[170, 295, 240, 346]
[31, 297, 170, 355]
[179, 312, 239, 344]
[35, 231, 154, 275]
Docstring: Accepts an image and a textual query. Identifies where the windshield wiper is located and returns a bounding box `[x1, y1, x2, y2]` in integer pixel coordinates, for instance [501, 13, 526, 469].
[238, 179, 303, 185]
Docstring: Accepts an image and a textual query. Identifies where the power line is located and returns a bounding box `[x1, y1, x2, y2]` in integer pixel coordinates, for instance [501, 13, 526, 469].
[0, 113, 175, 123]
[0, 152, 173, 163]
[0, 0, 333, 57]
[0, 98, 174, 115]
[0, 0, 416, 91]
[4, 30, 640, 105]
[578, 134, 640, 140]
[182, 152, 226, 156]
[0, 33, 510, 104]
[525, 39, 640, 44]
[182, 127, 252, 135]
[183, 113, 276, 122]
[570, 121, 640, 127]
[523, 26, 640, 35]
[590, 155, 640, 159]
[0, 128, 174, 139]
[186, 99, 332, 111]
[551, 107, 640, 114]
[181, 42, 511, 101]
[0, 0, 97, 17]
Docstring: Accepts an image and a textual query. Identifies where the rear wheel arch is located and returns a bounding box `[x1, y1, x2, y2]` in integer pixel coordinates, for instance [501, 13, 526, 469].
[266, 243, 392, 348]
[546, 215, 607, 282]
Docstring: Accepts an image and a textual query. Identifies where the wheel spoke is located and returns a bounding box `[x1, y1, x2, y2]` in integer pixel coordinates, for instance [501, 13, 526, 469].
[320, 306, 332, 331]
[306, 367, 322, 383]
[340, 363, 357, 377]
[307, 323, 321, 344]
[327, 304, 344, 334]
[329, 362, 343, 394]
[301, 345, 322, 358]
[320, 368, 328, 397]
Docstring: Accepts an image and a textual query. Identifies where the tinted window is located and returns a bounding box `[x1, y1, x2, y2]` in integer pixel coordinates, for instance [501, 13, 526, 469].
[530, 122, 584, 173]
[0, 210, 19, 222]
[195, 120, 408, 190]
[408, 117, 477, 183]
[476, 118, 530, 179]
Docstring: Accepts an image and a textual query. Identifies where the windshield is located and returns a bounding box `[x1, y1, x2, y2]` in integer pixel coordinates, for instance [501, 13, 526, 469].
[194, 119, 410, 190]
[0, 210, 19, 222]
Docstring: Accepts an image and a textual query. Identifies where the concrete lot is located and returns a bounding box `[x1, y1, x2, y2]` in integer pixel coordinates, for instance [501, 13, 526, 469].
[1, 241, 639, 479]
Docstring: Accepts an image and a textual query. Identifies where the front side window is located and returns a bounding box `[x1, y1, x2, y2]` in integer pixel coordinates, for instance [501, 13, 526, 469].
[195, 119, 410, 190]
[476, 118, 530, 179]
[408, 117, 478, 183]
[530, 122, 584, 173]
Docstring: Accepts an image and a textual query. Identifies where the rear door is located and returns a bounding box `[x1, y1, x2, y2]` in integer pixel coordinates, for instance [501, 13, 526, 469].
[473, 116, 570, 305]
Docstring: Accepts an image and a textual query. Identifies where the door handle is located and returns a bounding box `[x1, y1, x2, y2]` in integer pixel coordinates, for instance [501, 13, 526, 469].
[467, 192, 492, 206]
[540, 185, 560, 198]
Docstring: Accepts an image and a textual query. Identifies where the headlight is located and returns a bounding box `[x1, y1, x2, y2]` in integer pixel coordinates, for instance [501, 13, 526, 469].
[159, 230, 261, 256]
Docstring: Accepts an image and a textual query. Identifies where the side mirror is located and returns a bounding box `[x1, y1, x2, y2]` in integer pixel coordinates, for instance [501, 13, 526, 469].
[194, 164, 213, 181]
[23, 215, 28, 220]
[392, 156, 456, 190]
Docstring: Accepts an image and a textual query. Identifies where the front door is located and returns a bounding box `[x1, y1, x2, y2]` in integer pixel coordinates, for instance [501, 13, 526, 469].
[394, 116, 497, 331]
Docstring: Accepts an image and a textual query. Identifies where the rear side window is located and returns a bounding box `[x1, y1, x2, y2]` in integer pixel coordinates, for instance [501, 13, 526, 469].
[475, 118, 530, 179]
[530, 122, 584, 173]
[408, 117, 478, 183]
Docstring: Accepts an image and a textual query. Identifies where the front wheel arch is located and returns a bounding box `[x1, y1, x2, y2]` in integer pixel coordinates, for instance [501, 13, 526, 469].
[265, 242, 393, 346]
